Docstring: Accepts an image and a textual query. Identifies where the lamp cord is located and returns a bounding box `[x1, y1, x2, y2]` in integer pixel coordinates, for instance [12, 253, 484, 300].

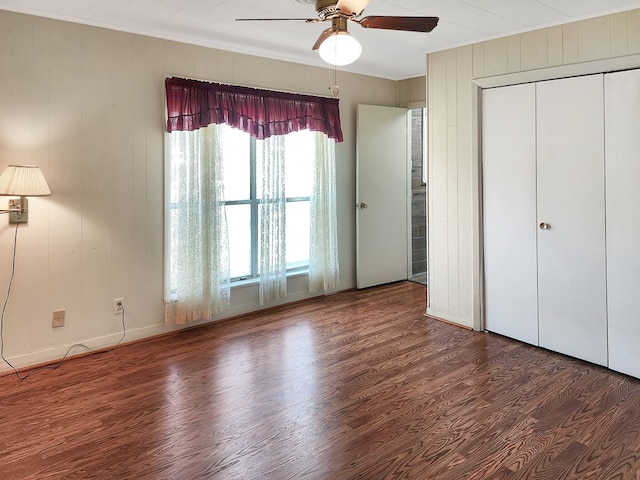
[0, 223, 20, 376]
[0, 223, 126, 381]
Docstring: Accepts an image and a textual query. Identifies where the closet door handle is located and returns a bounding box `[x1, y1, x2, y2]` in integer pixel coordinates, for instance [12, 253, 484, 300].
[539, 222, 551, 230]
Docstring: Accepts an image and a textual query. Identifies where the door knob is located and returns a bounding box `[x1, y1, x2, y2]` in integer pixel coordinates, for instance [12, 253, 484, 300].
[539, 222, 551, 230]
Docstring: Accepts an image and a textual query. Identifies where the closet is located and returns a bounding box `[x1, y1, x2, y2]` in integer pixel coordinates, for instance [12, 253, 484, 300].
[483, 71, 640, 378]
[604, 69, 640, 379]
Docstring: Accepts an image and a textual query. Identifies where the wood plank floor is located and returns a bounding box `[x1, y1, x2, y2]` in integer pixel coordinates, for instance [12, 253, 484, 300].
[1, 281, 640, 479]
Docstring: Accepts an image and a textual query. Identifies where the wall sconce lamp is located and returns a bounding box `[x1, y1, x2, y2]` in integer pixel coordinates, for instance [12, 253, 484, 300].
[0, 165, 52, 224]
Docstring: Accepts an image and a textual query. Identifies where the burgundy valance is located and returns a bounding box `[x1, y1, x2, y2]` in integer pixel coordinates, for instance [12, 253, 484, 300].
[165, 77, 343, 142]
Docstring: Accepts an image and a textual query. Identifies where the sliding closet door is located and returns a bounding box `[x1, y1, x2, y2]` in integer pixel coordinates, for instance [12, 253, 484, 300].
[536, 75, 608, 366]
[483, 83, 538, 345]
[605, 69, 640, 378]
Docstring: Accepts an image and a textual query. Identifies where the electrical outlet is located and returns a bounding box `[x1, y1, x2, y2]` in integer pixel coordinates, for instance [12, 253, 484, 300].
[52, 310, 65, 328]
[113, 298, 124, 315]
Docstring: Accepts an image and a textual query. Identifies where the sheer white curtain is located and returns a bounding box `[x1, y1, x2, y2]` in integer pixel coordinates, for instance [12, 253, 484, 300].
[258, 135, 287, 304]
[165, 127, 338, 320]
[309, 132, 339, 292]
[165, 124, 230, 324]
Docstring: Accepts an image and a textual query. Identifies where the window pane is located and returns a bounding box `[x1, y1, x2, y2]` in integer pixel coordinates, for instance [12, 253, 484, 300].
[255, 147, 263, 200]
[226, 204, 252, 278]
[286, 201, 310, 269]
[221, 125, 250, 201]
[285, 131, 314, 198]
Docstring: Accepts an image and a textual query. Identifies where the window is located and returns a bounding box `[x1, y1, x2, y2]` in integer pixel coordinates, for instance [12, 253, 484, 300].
[164, 77, 341, 324]
[219, 125, 313, 280]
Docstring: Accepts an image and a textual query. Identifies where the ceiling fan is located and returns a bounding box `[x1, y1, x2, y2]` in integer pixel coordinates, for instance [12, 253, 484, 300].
[236, 0, 439, 66]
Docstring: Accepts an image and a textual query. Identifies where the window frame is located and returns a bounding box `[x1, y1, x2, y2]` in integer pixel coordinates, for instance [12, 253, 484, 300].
[223, 132, 311, 283]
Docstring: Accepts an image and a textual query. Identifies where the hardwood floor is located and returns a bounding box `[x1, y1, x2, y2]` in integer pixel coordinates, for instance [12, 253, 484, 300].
[1, 281, 640, 479]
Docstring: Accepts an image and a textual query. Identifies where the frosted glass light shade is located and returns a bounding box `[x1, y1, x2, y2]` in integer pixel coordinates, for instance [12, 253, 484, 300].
[319, 32, 362, 66]
[0, 165, 51, 196]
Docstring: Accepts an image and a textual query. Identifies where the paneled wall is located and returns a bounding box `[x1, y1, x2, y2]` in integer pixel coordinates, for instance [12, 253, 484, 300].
[427, 8, 640, 329]
[0, 10, 399, 371]
[427, 47, 474, 326]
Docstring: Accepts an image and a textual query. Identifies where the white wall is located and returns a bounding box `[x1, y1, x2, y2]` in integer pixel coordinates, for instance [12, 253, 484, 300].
[398, 76, 426, 107]
[426, 8, 640, 329]
[0, 10, 400, 372]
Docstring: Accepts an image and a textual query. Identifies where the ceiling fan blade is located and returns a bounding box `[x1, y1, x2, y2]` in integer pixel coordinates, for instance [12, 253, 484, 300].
[235, 18, 317, 22]
[358, 16, 439, 33]
[335, 0, 371, 16]
[312, 27, 337, 50]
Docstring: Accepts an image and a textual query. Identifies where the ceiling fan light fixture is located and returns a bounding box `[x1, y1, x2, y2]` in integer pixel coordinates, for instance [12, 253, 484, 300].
[319, 31, 362, 66]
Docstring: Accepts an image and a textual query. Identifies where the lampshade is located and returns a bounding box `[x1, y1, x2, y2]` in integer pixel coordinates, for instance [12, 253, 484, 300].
[319, 32, 362, 66]
[0, 165, 51, 196]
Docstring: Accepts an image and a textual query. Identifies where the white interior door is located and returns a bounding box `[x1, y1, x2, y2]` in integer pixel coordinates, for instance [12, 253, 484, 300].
[605, 69, 640, 378]
[536, 75, 608, 366]
[356, 104, 408, 289]
[482, 83, 539, 346]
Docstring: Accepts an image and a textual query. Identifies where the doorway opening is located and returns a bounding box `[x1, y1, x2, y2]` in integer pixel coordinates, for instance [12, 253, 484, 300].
[409, 107, 427, 286]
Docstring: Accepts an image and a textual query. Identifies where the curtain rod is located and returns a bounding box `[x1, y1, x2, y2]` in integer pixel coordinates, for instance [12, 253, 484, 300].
[164, 74, 337, 100]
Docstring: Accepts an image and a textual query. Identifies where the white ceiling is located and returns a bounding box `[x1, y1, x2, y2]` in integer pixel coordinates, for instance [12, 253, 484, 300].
[2, 0, 640, 80]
